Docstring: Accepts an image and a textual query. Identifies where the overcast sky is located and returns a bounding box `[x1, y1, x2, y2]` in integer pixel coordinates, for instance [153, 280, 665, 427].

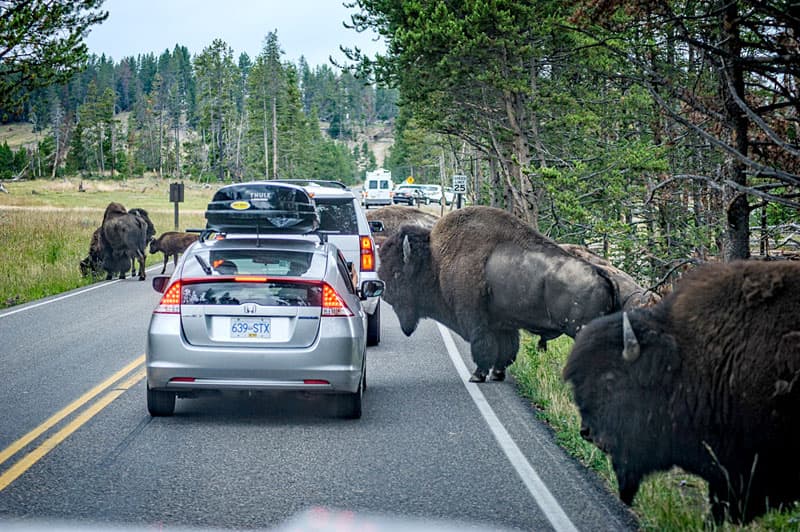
[85, 0, 387, 68]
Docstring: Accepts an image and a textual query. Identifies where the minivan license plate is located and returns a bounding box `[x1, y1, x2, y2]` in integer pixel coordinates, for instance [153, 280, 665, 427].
[230, 317, 271, 338]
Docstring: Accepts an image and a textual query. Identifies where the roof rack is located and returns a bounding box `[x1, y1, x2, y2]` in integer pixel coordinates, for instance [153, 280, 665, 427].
[270, 179, 349, 190]
[190, 226, 329, 244]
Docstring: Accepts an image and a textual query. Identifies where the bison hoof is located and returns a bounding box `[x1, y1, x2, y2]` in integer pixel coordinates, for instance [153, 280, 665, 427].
[469, 369, 488, 383]
[490, 369, 506, 381]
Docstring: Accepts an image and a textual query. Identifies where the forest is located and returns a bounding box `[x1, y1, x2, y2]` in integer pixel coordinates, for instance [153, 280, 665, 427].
[0, 31, 398, 185]
[351, 0, 800, 288]
[2, 0, 799, 290]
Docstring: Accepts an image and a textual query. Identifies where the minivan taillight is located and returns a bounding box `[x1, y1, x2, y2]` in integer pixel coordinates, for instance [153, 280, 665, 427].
[322, 283, 354, 317]
[360, 235, 376, 272]
[154, 281, 181, 314]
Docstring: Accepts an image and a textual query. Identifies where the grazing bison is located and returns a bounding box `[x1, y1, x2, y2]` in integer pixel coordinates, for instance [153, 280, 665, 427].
[563, 260, 800, 524]
[99, 202, 151, 280]
[379, 206, 620, 382]
[559, 243, 660, 309]
[366, 205, 438, 246]
[149, 231, 199, 273]
[79, 226, 105, 278]
[79, 224, 131, 280]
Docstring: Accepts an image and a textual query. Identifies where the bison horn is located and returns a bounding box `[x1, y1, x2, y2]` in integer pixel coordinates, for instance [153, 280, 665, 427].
[402, 235, 411, 265]
[622, 311, 640, 362]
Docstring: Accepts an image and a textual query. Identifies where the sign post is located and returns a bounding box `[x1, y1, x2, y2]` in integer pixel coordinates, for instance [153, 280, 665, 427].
[452, 174, 467, 209]
[169, 182, 185, 230]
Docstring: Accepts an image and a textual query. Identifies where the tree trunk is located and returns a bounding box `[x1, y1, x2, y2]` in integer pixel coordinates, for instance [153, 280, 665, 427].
[721, 2, 750, 260]
[272, 96, 278, 179]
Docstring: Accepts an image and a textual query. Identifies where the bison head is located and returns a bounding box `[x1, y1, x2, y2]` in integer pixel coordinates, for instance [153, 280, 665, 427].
[129, 208, 156, 242]
[563, 308, 681, 506]
[80, 227, 104, 278]
[378, 225, 435, 336]
[79, 255, 102, 277]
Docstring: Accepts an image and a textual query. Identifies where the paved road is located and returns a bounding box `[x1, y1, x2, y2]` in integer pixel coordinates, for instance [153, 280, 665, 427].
[0, 268, 637, 531]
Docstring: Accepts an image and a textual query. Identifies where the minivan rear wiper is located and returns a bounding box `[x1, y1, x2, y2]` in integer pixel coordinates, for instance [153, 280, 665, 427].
[195, 255, 212, 275]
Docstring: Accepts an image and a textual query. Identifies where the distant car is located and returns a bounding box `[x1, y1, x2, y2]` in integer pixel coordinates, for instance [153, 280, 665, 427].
[393, 184, 428, 206]
[420, 184, 444, 205]
[273, 180, 383, 346]
[146, 182, 385, 419]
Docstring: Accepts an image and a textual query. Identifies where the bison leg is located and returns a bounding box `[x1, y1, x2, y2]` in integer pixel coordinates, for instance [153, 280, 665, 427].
[137, 254, 146, 280]
[469, 368, 489, 383]
[468, 329, 499, 383]
[617, 469, 642, 506]
[491, 331, 520, 381]
[161, 254, 168, 274]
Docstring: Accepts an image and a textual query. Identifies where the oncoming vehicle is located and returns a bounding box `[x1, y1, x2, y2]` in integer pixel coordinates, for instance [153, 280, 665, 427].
[362, 169, 394, 208]
[393, 184, 428, 206]
[146, 182, 385, 419]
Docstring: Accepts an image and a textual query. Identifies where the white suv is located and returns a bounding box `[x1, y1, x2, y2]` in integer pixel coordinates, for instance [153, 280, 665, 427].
[420, 184, 444, 204]
[274, 180, 383, 346]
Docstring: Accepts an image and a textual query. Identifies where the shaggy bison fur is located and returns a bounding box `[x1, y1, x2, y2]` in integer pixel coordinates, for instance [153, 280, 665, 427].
[149, 231, 199, 273]
[99, 202, 152, 280]
[379, 206, 620, 382]
[366, 205, 439, 246]
[564, 260, 800, 524]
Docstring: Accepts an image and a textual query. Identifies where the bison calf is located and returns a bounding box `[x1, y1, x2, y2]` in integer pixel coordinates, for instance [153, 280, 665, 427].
[149, 232, 199, 273]
[564, 260, 800, 524]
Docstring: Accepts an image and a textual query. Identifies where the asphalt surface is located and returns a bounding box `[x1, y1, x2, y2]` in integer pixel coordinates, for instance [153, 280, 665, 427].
[0, 267, 638, 531]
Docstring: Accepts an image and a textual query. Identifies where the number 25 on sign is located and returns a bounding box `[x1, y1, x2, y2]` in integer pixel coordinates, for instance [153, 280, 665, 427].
[452, 175, 467, 194]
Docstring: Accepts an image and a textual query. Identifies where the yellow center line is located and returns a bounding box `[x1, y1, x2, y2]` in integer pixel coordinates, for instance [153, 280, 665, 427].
[0, 355, 145, 469]
[0, 368, 147, 492]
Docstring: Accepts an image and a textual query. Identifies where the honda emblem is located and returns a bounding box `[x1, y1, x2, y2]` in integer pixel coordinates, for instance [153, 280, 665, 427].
[243, 303, 257, 314]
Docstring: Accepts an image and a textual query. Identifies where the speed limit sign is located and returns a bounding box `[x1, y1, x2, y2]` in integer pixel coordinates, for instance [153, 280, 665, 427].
[452, 174, 467, 194]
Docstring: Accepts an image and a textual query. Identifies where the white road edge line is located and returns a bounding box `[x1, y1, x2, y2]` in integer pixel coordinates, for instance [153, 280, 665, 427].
[0, 265, 163, 319]
[437, 322, 579, 532]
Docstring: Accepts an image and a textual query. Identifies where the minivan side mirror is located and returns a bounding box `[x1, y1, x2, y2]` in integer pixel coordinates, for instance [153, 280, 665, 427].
[152, 276, 170, 293]
[369, 220, 384, 233]
[359, 279, 385, 300]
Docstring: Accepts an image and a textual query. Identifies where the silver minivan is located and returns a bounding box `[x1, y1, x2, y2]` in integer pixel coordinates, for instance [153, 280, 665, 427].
[146, 234, 384, 419]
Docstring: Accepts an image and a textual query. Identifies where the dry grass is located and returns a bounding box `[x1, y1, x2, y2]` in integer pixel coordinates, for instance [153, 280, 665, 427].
[0, 122, 37, 149]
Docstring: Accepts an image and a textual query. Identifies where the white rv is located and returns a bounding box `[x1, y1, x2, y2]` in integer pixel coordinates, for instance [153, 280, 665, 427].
[362, 169, 394, 208]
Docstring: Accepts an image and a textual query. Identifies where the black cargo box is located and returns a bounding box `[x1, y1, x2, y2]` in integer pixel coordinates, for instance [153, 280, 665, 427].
[205, 182, 319, 234]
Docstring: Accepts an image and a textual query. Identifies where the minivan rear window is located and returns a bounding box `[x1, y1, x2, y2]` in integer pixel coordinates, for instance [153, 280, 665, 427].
[182, 281, 322, 307]
[182, 249, 325, 278]
[314, 197, 358, 234]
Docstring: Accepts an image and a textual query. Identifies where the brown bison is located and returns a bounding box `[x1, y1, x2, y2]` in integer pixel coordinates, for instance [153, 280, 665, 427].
[99, 202, 152, 280]
[79, 224, 131, 279]
[366, 205, 439, 246]
[149, 231, 199, 273]
[379, 206, 621, 382]
[79, 226, 105, 278]
[564, 260, 800, 524]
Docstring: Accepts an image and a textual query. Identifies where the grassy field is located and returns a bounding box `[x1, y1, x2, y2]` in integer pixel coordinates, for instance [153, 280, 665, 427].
[0, 177, 209, 307]
[2, 177, 799, 530]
